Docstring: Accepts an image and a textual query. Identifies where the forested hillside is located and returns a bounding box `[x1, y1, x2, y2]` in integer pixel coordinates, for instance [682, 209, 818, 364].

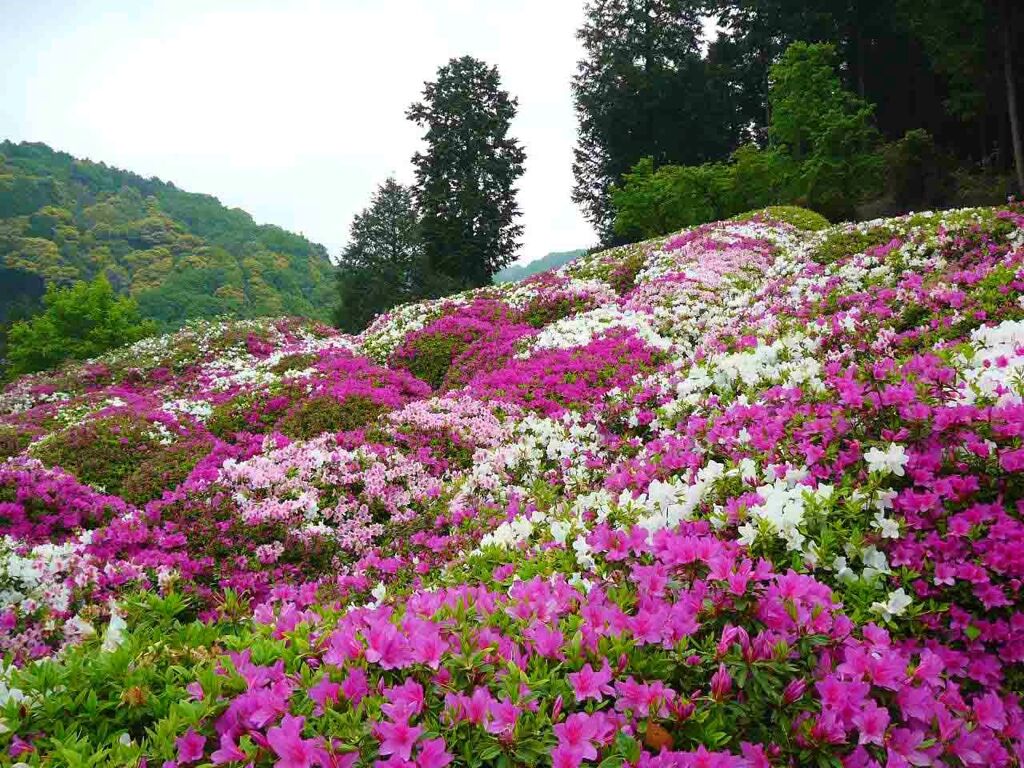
[0, 141, 335, 329]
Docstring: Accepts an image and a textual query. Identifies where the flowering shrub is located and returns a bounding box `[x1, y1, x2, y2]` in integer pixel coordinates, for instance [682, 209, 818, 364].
[30, 410, 195, 498]
[4, 204, 1024, 767]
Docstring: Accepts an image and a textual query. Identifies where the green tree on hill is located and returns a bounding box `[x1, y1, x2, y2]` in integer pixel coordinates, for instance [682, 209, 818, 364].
[334, 178, 427, 333]
[610, 41, 885, 238]
[407, 56, 526, 292]
[768, 42, 882, 220]
[5, 274, 157, 376]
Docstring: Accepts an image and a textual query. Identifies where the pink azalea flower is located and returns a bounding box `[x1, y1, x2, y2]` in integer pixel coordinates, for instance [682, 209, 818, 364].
[176, 729, 206, 764]
[568, 660, 614, 702]
[710, 663, 733, 701]
[210, 734, 247, 765]
[485, 697, 521, 736]
[309, 676, 341, 715]
[376, 718, 424, 761]
[382, 679, 425, 722]
[340, 668, 369, 706]
[267, 714, 323, 768]
[852, 702, 891, 746]
[416, 738, 454, 768]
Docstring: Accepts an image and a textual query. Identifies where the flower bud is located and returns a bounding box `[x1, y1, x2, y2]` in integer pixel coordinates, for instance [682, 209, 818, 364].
[782, 678, 807, 706]
[710, 663, 732, 701]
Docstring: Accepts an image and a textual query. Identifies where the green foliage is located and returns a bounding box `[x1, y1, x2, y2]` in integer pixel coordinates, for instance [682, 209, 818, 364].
[120, 438, 212, 506]
[3, 592, 244, 764]
[572, 0, 739, 243]
[611, 147, 806, 240]
[521, 294, 595, 328]
[408, 56, 526, 289]
[951, 168, 1017, 207]
[886, 130, 954, 208]
[206, 391, 287, 440]
[31, 412, 177, 497]
[609, 42, 885, 237]
[208, 388, 389, 441]
[607, 247, 650, 295]
[268, 352, 318, 375]
[5, 275, 157, 376]
[728, 145, 799, 212]
[276, 395, 389, 439]
[768, 43, 883, 220]
[731, 205, 830, 231]
[334, 179, 429, 333]
[0, 424, 31, 460]
[810, 224, 898, 265]
[392, 333, 473, 390]
[611, 157, 735, 240]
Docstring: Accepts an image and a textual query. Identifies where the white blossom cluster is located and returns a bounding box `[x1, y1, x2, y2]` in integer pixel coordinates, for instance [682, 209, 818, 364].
[959, 319, 1024, 404]
[0, 536, 78, 616]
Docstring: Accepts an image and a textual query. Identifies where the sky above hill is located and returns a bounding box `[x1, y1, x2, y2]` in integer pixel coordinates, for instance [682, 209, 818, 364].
[0, 0, 597, 264]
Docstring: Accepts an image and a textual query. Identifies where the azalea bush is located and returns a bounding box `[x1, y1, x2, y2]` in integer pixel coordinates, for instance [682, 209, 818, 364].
[3, 204, 1024, 766]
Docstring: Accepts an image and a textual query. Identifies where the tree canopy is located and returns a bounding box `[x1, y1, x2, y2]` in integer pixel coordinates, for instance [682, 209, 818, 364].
[5, 274, 157, 376]
[334, 179, 427, 333]
[576, 0, 1024, 243]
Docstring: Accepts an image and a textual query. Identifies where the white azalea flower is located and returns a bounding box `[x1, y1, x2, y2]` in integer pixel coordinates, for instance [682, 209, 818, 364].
[870, 588, 912, 621]
[864, 443, 909, 476]
[101, 604, 127, 652]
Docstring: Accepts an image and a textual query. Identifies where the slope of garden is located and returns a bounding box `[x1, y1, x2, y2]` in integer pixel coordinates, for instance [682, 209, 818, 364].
[3, 204, 1024, 766]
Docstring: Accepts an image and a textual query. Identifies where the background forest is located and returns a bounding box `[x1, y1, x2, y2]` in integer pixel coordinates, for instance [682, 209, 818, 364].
[0, 141, 335, 370]
[576, 0, 1023, 242]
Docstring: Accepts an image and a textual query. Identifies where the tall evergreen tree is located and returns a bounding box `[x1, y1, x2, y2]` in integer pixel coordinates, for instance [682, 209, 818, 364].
[334, 178, 425, 333]
[572, 0, 738, 244]
[407, 56, 526, 291]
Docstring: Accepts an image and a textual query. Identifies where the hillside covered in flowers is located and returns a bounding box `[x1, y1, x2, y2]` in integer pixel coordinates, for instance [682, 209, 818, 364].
[3, 204, 1024, 767]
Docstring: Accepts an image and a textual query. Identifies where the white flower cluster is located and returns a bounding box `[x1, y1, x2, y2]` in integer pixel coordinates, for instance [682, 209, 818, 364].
[500, 413, 606, 492]
[832, 543, 892, 584]
[623, 462, 726, 536]
[0, 536, 78, 615]
[737, 479, 834, 552]
[960, 319, 1024, 404]
[863, 443, 909, 476]
[478, 513, 538, 550]
[521, 306, 672, 356]
[0, 386, 72, 419]
[656, 334, 823, 425]
[0, 663, 25, 709]
[870, 587, 912, 621]
[162, 397, 214, 422]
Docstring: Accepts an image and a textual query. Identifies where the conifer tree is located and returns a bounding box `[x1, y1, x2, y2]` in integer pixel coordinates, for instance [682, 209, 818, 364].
[407, 56, 526, 291]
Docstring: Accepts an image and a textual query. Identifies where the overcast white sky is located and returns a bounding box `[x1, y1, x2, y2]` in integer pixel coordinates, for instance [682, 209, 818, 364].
[0, 0, 597, 264]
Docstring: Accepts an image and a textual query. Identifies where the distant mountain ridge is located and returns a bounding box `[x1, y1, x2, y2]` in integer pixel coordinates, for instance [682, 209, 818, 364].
[493, 248, 586, 283]
[0, 141, 335, 328]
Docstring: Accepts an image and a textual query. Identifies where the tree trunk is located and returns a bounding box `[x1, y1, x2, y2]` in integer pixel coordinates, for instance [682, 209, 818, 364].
[1004, 0, 1024, 194]
[855, 17, 866, 99]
